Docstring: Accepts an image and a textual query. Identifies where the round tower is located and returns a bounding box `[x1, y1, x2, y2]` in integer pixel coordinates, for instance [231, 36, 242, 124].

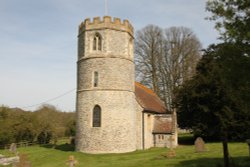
[75, 16, 136, 153]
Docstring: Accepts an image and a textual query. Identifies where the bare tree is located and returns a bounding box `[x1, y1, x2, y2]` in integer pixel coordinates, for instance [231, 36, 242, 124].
[160, 27, 202, 111]
[135, 25, 202, 111]
[135, 25, 164, 96]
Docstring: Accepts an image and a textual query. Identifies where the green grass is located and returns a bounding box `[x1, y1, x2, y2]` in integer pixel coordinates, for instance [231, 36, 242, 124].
[0, 149, 16, 158]
[0, 137, 249, 167]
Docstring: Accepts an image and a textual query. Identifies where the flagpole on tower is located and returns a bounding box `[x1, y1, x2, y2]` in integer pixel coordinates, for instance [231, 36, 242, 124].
[105, 0, 108, 16]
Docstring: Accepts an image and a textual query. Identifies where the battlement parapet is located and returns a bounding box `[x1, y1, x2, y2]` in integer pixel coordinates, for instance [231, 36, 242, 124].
[79, 16, 134, 36]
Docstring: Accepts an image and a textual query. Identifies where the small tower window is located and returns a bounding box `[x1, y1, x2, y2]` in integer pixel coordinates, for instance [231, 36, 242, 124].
[93, 105, 101, 127]
[94, 71, 98, 87]
[128, 38, 133, 57]
[93, 33, 102, 51]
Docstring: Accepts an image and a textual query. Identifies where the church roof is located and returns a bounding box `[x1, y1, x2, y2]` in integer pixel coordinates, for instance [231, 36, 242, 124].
[153, 115, 173, 134]
[135, 82, 168, 114]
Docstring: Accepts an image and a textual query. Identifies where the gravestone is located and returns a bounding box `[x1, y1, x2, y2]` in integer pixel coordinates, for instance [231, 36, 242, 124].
[194, 137, 206, 152]
[9, 143, 17, 154]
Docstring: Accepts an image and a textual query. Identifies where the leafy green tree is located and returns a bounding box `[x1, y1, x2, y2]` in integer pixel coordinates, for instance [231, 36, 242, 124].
[176, 43, 250, 167]
[37, 127, 53, 144]
[0, 122, 15, 146]
[12, 112, 36, 142]
[0, 107, 14, 146]
[206, 0, 250, 42]
[0, 105, 75, 146]
[204, 1, 250, 166]
[65, 120, 76, 137]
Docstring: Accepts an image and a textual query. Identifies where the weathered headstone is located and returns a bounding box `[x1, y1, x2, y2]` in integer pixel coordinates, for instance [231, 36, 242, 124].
[195, 137, 206, 152]
[9, 143, 17, 154]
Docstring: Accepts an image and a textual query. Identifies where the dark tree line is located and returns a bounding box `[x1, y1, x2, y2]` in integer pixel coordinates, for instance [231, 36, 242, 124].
[0, 105, 75, 146]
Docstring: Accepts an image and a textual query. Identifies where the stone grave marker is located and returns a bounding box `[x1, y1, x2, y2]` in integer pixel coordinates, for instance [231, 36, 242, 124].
[194, 137, 206, 152]
[9, 143, 17, 154]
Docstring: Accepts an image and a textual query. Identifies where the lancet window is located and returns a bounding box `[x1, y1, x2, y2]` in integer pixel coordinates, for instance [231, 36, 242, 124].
[93, 33, 102, 51]
[93, 105, 101, 127]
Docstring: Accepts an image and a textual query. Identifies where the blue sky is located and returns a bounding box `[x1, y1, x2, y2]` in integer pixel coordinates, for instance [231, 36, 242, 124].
[0, 0, 219, 111]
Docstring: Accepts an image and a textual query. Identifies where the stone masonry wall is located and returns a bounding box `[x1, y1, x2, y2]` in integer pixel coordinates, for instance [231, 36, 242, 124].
[77, 58, 134, 91]
[144, 113, 154, 149]
[76, 91, 137, 153]
[76, 16, 137, 153]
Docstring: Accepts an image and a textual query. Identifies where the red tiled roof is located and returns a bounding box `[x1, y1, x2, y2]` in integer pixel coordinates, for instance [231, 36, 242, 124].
[153, 115, 173, 134]
[135, 82, 167, 114]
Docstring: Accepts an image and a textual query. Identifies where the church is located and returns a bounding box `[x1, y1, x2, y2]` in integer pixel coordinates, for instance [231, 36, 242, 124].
[75, 16, 177, 154]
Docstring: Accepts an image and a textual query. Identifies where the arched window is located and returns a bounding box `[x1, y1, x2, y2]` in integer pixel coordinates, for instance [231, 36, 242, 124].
[93, 105, 101, 127]
[94, 71, 98, 87]
[93, 33, 102, 51]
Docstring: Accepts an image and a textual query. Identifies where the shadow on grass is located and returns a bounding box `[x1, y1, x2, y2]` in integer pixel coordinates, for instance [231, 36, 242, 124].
[175, 156, 250, 167]
[40, 143, 75, 152]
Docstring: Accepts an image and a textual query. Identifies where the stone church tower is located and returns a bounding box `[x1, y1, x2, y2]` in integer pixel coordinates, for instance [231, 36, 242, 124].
[75, 16, 137, 153]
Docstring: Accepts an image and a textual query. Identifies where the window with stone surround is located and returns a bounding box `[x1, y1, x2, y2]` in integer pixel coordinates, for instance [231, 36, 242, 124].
[93, 33, 102, 51]
[94, 71, 98, 87]
[93, 105, 101, 127]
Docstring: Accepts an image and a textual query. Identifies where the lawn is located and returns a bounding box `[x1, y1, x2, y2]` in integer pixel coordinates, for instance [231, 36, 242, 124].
[0, 136, 249, 167]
